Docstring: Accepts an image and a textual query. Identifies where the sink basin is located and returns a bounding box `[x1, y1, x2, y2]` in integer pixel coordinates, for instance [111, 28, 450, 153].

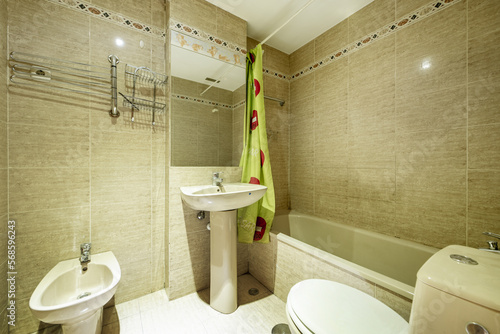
[29, 251, 121, 333]
[180, 183, 267, 211]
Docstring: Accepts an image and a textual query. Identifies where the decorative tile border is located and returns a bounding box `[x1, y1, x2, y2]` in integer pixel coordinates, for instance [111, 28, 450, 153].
[172, 31, 245, 68]
[45, 0, 165, 39]
[170, 18, 247, 57]
[290, 0, 462, 80]
[172, 94, 245, 110]
[262, 67, 289, 81]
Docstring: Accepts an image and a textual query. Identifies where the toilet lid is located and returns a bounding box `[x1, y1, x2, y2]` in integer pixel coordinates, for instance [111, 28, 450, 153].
[287, 279, 409, 334]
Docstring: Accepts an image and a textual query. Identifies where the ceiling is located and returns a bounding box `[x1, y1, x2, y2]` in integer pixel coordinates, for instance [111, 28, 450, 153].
[205, 0, 374, 54]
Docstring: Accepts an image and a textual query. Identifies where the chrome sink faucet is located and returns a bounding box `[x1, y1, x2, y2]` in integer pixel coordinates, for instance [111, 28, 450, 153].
[212, 172, 225, 192]
[80, 242, 91, 265]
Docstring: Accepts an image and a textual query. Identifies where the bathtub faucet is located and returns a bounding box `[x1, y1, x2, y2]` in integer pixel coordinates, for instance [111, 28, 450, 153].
[80, 243, 91, 265]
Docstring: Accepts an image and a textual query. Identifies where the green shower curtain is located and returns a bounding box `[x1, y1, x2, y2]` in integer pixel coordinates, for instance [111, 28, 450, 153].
[237, 44, 275, 244]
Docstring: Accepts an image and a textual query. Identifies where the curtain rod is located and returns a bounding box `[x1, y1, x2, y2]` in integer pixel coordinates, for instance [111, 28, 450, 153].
[260, 0, 316, 45]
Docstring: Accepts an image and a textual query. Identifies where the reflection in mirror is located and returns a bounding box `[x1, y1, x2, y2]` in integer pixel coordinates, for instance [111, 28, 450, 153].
[171, 31, 246, 166]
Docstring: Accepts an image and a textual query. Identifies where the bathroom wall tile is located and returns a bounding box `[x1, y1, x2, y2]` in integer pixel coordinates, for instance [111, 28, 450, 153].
[396, 169, 466, 248]
[396, 0, 430, 17]
[468, 124, 500, 170]
[263, 44, 290, 76]
[152, 198, 166, 291]
[9, 167, 89, 213]
[237, 243, 249, 276]
[396, 85, 467, 133]
[468, 28, 500, 84]
[290, 96, 314, 214]
[169, 262, 210, 300]
[249, 241, 275, 292]
[289, 41, 315, 75]
[314, 168, 348, 221]
[170, 0, 217, 37]
[314, 19, 348, 61]
[348, 169, 395, 202]
[348, 0, 395, 43]
[375, 285, 412, 321]
[468, 76, 500, 126]
[348, 132, 395, 169]
[468, 0, 500, 81]
[91, 167, 151, 206]
[216, 8, 247, 48]
[468, 170, 500, 247]
[8, 88, 90, 129]
[348, 197, 396, 234]
[290, 71, 315, 104]
[395, 1, 466, 96]
[168, 229, 209, 273]
[92, 203, 152, 302]
[91, 0, 152, 26]
[91, 130, 152, 168]
[0, 169, 6, 216]
[9, 124, 89, 168]
[152, 0, 167, 30]
[0, 308, 6, 334]
[349, 36, 395, 101]
[8, 298, 41, 334]
[12, 206, 90, 298]
[8, 0, 90, 60]
[89, 17, 153, 69]
[396, 128, 467, 170]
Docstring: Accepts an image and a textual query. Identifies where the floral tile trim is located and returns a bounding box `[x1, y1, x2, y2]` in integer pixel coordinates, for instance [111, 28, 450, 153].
[45, 0, 165, 39]
[172, 31, 245, 68]
[170, 18, 246, 57]
[291, 0, 462, 80]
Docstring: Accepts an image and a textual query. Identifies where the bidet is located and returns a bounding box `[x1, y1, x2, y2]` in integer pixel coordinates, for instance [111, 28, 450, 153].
[29, 251, 121, 334]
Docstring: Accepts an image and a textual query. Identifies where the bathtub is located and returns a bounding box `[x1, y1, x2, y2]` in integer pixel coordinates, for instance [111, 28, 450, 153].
[271, 211, 438, 301]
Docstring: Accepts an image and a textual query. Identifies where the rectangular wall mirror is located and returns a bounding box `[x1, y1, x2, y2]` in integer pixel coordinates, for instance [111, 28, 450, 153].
[170, 31, 246, 166]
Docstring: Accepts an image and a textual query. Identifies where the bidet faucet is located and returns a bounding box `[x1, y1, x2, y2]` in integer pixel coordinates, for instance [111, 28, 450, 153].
[80, 243, 91, 265]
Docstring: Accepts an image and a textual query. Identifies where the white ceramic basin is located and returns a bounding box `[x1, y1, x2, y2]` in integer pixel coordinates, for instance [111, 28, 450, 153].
[180, 183, 267, 211]
[29, 251, 121, 325]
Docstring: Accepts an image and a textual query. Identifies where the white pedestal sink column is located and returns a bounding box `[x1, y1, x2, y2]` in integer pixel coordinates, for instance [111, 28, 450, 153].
[210, 210, 237, 314]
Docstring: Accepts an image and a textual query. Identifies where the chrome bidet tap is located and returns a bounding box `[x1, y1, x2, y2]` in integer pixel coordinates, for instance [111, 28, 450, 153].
[80, 243, 91, 270]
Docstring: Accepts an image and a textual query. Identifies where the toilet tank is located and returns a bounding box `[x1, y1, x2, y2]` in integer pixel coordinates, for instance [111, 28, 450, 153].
[409, 245, 500, 334]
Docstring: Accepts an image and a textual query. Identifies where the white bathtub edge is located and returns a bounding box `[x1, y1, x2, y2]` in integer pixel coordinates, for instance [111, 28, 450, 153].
[276, 232, 415, 300]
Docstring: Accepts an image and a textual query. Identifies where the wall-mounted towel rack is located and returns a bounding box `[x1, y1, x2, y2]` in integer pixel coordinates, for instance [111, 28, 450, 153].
[122, 64, 168, 126]
[9, 52, 111, 98]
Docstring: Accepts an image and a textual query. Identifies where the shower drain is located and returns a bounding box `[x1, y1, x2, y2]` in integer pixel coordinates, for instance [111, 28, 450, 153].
[77, 292, 91, 299]
[248, 288, 259, 296]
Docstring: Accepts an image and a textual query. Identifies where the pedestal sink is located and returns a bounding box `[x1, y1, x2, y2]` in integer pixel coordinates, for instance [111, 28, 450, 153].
[180, 183, 267, 313]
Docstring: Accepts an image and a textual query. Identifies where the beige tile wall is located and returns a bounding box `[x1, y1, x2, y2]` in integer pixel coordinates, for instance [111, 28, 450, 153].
[0, 0, 7, 332]
[288, 0, 500, 249]
[6, 0, 167, 332]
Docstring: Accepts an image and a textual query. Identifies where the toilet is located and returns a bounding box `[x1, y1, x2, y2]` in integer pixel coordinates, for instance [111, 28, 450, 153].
[286, 245, 500, 334]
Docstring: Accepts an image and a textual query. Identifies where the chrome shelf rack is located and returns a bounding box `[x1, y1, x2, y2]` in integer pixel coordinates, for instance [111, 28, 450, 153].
[122, 64, 168, 126]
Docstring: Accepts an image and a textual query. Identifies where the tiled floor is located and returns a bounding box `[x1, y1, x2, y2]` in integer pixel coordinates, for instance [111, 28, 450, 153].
[100, 274, 288, 334]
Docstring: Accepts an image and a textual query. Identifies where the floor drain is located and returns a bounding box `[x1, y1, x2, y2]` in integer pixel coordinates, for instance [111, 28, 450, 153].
[248, 288, 259, 296]
[272, 324, 291, 334]
[77, 292, 91, 299]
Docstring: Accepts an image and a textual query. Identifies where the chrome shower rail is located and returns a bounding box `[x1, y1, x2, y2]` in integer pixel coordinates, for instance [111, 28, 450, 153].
[264, 95, 285, 106]
[9, 52, 120, 117]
